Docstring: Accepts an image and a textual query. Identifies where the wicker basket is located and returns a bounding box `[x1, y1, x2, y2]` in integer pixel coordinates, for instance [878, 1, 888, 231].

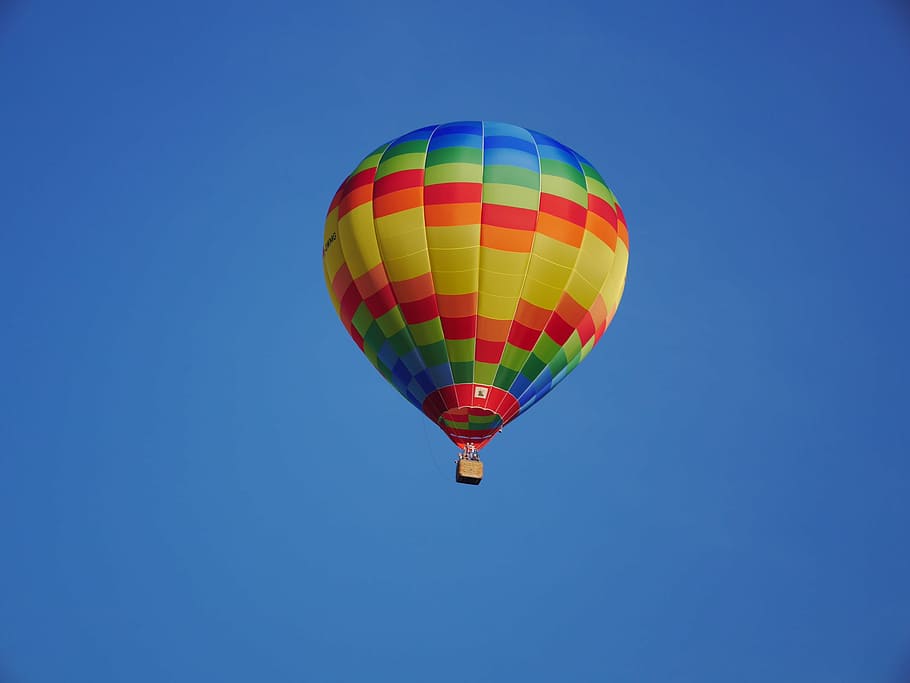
[455, 459, 483, 485]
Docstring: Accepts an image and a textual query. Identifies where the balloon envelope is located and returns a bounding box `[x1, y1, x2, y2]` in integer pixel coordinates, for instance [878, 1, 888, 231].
[322, 121, 628, 450]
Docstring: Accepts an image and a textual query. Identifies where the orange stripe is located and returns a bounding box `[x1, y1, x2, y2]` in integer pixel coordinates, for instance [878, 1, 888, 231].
[353, 263, 389, 298]
[554, 293, 588, 327]
[373, 187, 423, 218]
[425, 202, 482, 227]
[476, 316, 512, 341]
[514, 299, 552, 329]
[586, 213, 617, 249]
[437, 292, 477, 317]
[589, 294, 608, 329]
[338, 184, 373, 217]
[480, 225, 534, 252]
[536, 213, 585, 248]
[331, 264, 353, 302]
[393, 272, 435, 302]
[618, 219, 630, 248]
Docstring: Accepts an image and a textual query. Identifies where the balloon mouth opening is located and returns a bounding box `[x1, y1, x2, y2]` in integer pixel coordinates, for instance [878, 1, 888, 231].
[439, 406, 502, 432]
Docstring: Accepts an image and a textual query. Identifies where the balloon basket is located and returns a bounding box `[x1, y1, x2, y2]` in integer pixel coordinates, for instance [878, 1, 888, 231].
[455, 458, 483, 485]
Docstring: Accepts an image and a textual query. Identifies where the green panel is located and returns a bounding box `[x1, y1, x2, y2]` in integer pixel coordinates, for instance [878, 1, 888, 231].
[389, 328, 416, 356]
[521, 353, 546, 381]
[533, 334, 561, 363]
[376, 308, 406, 337]
[383, 139, 430, 159]
[451, 361, 474, 383]
[351, 303, 374, 337]
[548, 348, 568, 375]
[474, 362, 498, 384]
[540, 159, 586, 188]
[481, 165, 540, 190]
[445, 338, 475, 363]
[409, 319, 445, 346]
[500, 343, 529, 371]
[425, 147, 483, 166]
[363, 324, 385, 354]
[580, 161, 606, 186]
[492, 365, 519, 390]
[561, 333, 582, 361]
[419, 340, 449, 367]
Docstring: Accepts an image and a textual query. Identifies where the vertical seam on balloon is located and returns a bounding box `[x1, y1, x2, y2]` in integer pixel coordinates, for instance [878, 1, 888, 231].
[417, 123, 457, 415]
[512, 143, 594, 412]
[486, 126, 544, 423]
[470, 121, 484, 395]
[369, 125, 454, 415]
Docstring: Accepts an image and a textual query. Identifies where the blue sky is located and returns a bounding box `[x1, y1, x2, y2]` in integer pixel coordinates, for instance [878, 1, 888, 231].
[1, 1, 909, 681]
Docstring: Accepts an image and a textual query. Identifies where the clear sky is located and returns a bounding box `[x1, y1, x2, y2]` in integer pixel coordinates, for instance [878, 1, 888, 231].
[2, 1, 909, 682]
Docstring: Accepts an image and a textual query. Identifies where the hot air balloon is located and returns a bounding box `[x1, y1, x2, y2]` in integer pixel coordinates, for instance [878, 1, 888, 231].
[322, 121, 628, 484]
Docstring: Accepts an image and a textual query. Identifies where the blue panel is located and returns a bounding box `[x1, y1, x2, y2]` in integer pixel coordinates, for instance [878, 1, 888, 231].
[435, 121, 483, 136]
[427, 363, 454, 387]
[509, 373, 532, 398]
[392, 359, 412, 385]
[483, 135, 537, 157]
[404, 389, 423, 409]
[406, 378, 428, 404]
[428, 133, 483, 151]
[378, 341, 399, 371]
[399, 348, 424, 375]
[393, 125, 437, 144]
[482, 147, 540, 172]
[413, 369, 437, 395]
[483, 121, 531, 139]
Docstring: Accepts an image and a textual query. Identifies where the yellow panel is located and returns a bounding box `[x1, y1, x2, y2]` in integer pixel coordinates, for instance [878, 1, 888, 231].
[383, 250, 432, 282]
[479, 270, 524, 298]
[426, 226, 480, 249]
[425, 163, 481, 185]
[352, 149, 387, 175]
[522, 276, 564, 310]
[428, 246, 478, 272]
[586, 176, 612, 203]
[433, 269, 477, 295]
[525, 253, 571, 288]
[482, 183, 539, 209]
[377, 224, 426, 261]
[480, 248, 528, 275]
[563, 271, 601, 309]
[600, 239, 629, 313]
[573, 231, 615, 292]
[478, 291, 519, 319]
[374, 153, 427, 178]
[374, 207, 426, 239]
[532, 233, 580, 270]
[338, 206, 381, 279]
[539, 175, 587, 206]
